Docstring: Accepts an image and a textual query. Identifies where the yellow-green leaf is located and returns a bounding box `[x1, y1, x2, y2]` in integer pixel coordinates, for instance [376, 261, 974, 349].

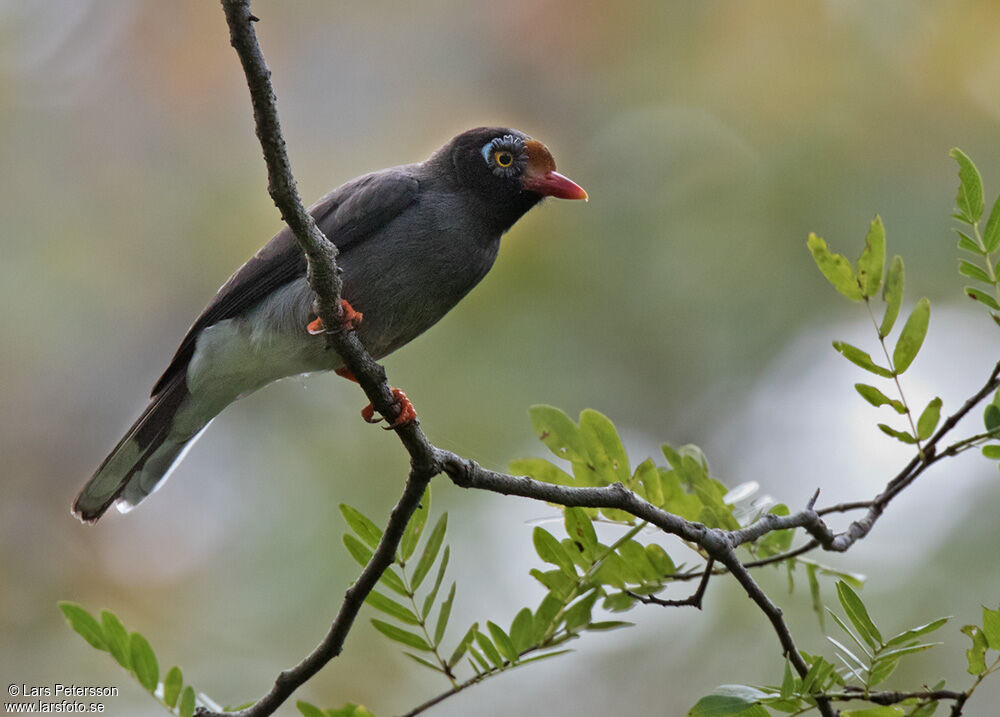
[808, 233, 863, 301]
[857, 215, 886, 298]
[892, 298, 930, 373]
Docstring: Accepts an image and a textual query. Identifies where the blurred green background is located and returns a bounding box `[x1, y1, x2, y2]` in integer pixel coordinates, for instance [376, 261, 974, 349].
[3, 0, 1000, 714]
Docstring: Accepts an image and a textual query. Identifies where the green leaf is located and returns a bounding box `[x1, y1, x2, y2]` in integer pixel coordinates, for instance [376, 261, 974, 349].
[58, 602, 107, 652]
[826, 636, 865, 671]
[602, 592, 636, 612]
[966, 286, 1000, 310]
[959, 259, 992, 284]
[475, 630, 504, 667]
[448, 623, 478, 668]
[178, 686, 195, 717]
[956, 230, 984, 255]
[616, 539, 660, 583]
[858, 215, 886, 298]
[365, 591, 419, 625]
[950, 148, 985, 224]
[854, 384, 906, 414]
[688, 685, 770, 717]
[342, 533, 373, 567]
[421, 545, 450, 619]
[564, 507, 598, 561]
[841, 708, 903, 717]
[806, 563, 824, 630]
[828, 609, 873, 658]
[807, 233, 863, 301]
[757, 504, 794, 558]
[399, 490, 430, 563]
[487, 621, 518, 662]
[129, 632, 159, 693]
[985, 193, 1000, 252]
[533, 594, 564, 642]
[962, 624, 989, 675]
[342, 535, 408, 596]
[533, 527, 577, 578]
[509, 457, 574, 486]
[517, 649, 573, 666]
[411, 513, 447, 591]
[564, 591, 600, 632]
[579, 409, 630, 484]
[586, 620, 633, 631]
[340, 504, 383, 551]
[892, 298, 930, 374]
[877, 424, 917, 444]
[833, 341, 894, 377]
[986, 404, 1000, 431]
[836, 581, 882, 648]
[633, 458, 663, 505]
[916, 397, 942, 440]
[880, 255, 905, 338]
[371, 619, 431, 651]
[510, 608, 535, 654]
[885, 617, 949, 648]
[529, 405, 586, 461]
[404, 651, 445, 674]
[99, 610, 130, 668]
[297, 702, 326, 717]
[875, 642, 941, 661]
[780, 660, 796, 699]
[434, 583, 456, 646]
[982, 604, 1000, 649]
[530, 568, 577, 599]
[645, 543, 675, 576]
[163, 666, 183, 708]
[983, 445, 1000, 459]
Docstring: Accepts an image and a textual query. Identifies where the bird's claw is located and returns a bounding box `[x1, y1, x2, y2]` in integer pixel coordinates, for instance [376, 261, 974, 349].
[306, 299, 363, 335]
[361, 388, 416, 428]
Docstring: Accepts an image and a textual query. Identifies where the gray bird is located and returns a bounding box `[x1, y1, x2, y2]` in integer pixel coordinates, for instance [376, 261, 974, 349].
[73, 127, 587, 522]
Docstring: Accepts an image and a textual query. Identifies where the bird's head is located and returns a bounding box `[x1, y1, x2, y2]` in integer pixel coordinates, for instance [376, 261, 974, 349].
[439, 127, 587, 228]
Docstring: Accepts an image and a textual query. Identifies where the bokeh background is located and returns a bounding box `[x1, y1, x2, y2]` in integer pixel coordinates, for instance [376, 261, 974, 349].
[3, 0, 1000, 714]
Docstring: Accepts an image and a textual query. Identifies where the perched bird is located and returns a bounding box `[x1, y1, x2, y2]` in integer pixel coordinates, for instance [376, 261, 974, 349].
[73, 127, 587, 522]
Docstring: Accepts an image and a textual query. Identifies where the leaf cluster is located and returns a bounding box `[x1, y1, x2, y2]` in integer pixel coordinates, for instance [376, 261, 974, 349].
[58, 602, 198, 717]
[950, 148, 1000, 323]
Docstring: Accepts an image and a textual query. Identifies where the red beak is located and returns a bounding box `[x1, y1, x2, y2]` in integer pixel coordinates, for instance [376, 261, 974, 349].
[521, 170, 589, 201]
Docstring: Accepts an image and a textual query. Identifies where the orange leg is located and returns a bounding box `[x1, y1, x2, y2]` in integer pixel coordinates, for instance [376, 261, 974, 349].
[307, 299, 363, 335]
[335, 368, 417, 428]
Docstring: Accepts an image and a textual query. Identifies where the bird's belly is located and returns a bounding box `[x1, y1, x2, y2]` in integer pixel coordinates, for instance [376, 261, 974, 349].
[178, 281, 335, 435]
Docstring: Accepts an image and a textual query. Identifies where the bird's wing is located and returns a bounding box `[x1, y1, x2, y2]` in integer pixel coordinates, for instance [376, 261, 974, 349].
[150, 168, 421, 396]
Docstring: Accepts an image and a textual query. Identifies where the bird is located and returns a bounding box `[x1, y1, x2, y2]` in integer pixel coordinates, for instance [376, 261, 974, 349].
[73, 126, 588, 523]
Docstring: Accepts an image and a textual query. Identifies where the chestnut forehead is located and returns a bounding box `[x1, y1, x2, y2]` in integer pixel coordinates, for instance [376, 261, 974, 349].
[525, 139, 556, 173]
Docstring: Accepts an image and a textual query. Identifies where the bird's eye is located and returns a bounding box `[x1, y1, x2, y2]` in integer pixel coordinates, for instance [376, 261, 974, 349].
[494, 150, 514, 168]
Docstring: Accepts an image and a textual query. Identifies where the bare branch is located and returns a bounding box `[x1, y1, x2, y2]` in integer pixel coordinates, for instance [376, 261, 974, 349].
[628, 557, 715, 607]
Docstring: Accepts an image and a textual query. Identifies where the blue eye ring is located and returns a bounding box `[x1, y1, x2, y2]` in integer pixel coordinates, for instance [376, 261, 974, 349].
[481, 135, 527, 178]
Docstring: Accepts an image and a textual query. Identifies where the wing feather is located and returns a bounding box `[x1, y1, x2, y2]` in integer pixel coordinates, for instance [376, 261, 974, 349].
[150, 168, 420, 396]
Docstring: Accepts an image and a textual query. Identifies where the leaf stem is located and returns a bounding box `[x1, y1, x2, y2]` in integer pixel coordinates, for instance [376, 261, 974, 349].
[865, 298, 922, 452]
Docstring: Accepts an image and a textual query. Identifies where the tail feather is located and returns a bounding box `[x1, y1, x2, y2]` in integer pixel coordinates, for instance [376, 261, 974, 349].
[73, 375, 193, 523]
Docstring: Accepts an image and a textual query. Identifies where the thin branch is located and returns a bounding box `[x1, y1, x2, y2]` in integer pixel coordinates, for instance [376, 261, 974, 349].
[715, 552, 836, 717]
[629, 557, 715, 607]
[819, 687, 966, 704]
[825, 359, 1000, 552]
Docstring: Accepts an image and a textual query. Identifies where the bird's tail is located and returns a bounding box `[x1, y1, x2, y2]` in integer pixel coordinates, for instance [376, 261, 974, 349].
[73, 375, 198, 523]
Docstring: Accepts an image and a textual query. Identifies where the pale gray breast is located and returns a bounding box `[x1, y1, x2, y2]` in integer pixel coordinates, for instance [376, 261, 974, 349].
[340, 194, 502, 359]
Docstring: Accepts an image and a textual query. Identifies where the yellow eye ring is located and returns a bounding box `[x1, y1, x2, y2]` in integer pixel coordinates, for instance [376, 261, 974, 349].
[494, 150, 514, 168]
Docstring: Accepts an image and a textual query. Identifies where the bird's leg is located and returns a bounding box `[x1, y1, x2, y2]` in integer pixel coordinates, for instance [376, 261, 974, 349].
[307, 299, 363, 335]
[334, 368, 417, 428]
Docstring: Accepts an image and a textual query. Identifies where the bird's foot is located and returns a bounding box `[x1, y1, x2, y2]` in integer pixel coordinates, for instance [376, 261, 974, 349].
[361, 388, 417, 429]
[307, 299, 363, 335]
